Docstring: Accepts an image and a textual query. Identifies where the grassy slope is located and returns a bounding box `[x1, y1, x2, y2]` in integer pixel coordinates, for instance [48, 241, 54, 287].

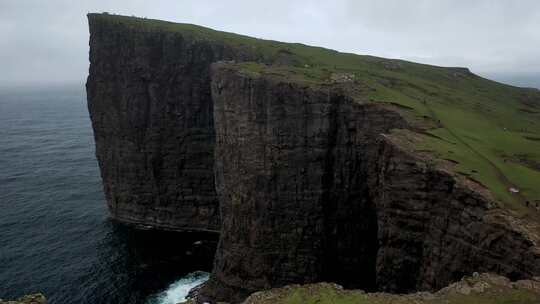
[90, 13, 540, 216]
[246, 280, 540, 304]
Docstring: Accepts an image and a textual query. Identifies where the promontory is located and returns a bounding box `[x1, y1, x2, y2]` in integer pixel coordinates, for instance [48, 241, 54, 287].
[86, 13, 540, 303]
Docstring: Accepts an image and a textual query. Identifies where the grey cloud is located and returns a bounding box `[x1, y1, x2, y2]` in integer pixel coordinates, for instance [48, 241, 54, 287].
[0, 0, 538, 88]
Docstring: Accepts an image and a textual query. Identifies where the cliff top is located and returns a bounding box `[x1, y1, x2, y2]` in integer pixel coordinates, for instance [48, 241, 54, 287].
[89, 13, 540, 218]
[87, 13, 473, 77]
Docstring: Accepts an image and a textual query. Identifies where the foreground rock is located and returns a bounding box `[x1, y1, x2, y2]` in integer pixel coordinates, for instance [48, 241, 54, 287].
[0, 294, 46, 304]
[243, 273, 540, 304]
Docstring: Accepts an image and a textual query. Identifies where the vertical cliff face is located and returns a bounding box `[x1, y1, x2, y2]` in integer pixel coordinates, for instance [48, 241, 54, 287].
[201, 65, 407, 302]
[196, 64, 540, 303]
[372, 137, 540, 293]
[86, 15, 259, 231]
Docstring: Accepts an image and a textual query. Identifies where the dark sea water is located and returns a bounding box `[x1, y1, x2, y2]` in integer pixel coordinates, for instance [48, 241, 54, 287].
[0, 86, 213, 304]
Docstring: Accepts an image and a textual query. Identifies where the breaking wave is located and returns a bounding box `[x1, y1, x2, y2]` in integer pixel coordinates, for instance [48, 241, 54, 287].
[147, 271, 209, 304]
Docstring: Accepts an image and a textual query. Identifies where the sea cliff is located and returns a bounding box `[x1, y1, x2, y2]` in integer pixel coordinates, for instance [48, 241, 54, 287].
[86, 13, 540, 303]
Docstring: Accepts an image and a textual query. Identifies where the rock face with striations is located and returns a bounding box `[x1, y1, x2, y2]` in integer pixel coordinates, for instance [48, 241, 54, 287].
[86, 13, 540, 304]
[200, 64, 406, 302]
[86, 14, 261, 231]
[371, 134, 540, 292]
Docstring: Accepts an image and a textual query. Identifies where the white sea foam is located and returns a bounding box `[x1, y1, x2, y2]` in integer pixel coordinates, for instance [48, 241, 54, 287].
[149, 271, 209, 304]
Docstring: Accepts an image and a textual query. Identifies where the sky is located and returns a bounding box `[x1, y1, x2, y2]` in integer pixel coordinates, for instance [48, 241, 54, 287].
[1, 0, 539, 88]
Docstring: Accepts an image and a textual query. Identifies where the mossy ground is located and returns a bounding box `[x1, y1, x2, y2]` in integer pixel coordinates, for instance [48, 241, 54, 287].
[90, 13, 540, 217]
[0, 293, 46, 304]
[279, 285, 540, 304]
[244, 275, 540, 304]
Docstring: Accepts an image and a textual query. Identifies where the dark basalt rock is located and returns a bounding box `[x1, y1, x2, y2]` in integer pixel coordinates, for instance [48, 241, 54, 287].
[86, 14, 260, 232]
[371, 135, 540, 293]
[197, 65, 406, 302]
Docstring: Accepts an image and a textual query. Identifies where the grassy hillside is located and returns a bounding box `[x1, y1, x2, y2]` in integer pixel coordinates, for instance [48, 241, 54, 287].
[90, 13, 540, 217]
[242, 274, 540, 304]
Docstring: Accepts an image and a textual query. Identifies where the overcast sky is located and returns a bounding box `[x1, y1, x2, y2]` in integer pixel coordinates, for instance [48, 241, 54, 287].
[1, 0, 539, 88]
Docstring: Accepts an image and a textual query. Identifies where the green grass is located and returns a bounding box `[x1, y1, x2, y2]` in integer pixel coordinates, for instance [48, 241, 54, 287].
[282, 288, 540, 304]
[247, 280, 540, 304]
[90, 13, 540, 216]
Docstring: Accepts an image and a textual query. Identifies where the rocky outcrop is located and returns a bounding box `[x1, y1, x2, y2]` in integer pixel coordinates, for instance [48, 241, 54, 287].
[0, 294, 46, 304]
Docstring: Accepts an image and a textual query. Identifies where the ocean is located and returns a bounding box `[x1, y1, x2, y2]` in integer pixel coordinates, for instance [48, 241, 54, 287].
[0, 86, 213, 304]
